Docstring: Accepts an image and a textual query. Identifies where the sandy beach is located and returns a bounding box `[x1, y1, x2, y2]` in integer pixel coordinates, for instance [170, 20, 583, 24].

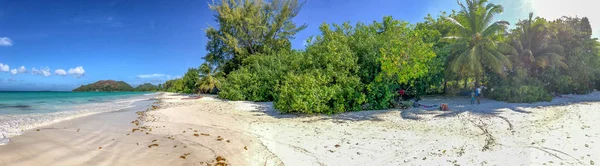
[1, 92, 599, 165]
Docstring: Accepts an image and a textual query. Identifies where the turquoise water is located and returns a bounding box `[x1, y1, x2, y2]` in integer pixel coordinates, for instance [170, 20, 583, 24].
[0, 91, 156, 145]
[0, 91, 150, 115]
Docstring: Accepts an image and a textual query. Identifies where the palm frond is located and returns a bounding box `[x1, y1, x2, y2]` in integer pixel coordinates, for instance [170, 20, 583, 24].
[488, 48, 513, 70]
[535, 56, 549, 69]
[444, 42, 468, 55]
[497, 42, 517, 56]
[540, 53, 568, 69]
[443, 36, 462, 39]
[446, 17, 467, 34]
[481, 21, 508, 37]
[448, 49, 470, 75]
[482, 3, 503, 28]
[521, 49, 534, 63]
[537, 44, 564, 55]
[481, 49, 503, 75]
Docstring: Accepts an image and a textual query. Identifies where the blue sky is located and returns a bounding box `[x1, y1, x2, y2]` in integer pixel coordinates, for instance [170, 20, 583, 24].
[0, 0, 597, 91]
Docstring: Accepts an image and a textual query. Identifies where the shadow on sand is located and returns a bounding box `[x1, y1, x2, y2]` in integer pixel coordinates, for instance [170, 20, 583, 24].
[235, 92, 600, 122]
[244, 101, 388, 122]
[402, 92, 600, 120]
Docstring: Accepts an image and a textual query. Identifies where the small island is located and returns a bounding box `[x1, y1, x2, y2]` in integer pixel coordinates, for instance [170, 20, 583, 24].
[72, 80, 159, 92]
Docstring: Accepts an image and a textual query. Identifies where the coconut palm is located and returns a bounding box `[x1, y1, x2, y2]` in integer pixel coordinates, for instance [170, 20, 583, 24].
[445, 0, 515, 86]
[196, 63, 223, 94]
[512, 12, 567, 75]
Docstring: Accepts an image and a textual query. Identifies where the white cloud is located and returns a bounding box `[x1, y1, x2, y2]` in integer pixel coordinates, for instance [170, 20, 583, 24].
[17, 66, 27, 74]
[68, 66, 85, 78]
[136, 73, 170, 79]
[0, 63, 8, 72]
[9, 66, 27, 75]
[0, 37, 12, 46]
[31, 67, 52, 77]
[55, 69, 67, 76]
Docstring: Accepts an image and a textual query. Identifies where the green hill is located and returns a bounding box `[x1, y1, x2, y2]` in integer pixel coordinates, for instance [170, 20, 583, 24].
[72, 80, 134, 92]
[134, 83, 159, 92]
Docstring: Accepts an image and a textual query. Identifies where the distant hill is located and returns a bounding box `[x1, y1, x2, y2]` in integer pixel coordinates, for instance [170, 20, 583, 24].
[134, 83, 159, 92]
[72, 80, 134, 92]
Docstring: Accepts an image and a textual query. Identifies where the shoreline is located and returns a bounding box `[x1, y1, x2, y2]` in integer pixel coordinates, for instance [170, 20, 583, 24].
[0, 93, 157, 145]
[0, 92, 599, 165]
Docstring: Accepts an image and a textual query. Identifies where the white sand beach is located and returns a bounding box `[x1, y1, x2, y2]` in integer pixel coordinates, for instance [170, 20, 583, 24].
[1, 92, 599, 165]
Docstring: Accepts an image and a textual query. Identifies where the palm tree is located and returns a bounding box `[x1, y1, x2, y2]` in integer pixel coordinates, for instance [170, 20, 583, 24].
[511, 12, 567, 75]
[445, 0, 515, 86]
[196, 63, 223, 94]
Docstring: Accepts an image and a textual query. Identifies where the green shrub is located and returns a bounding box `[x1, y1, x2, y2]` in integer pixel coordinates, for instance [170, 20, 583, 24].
[218, 53, 294, 101]
[217, 69, 251, 100]
[275, 73, 333, 114]
[489, 85, 552, 103]
[365, 79, 397, 110]
[219, 18, 436, 114]
[218, 67, 275, 101]
[274, 72, 365, 114]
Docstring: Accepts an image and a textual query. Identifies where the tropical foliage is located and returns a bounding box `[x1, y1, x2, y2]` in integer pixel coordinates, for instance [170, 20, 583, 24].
[511, 13, 567, 74]
[196, 63, 223, 94]
[161, 0, 600, 112]
[162, 78, 185, 93]
[444, 0, 514, 86]
[204, 0, 306, 74]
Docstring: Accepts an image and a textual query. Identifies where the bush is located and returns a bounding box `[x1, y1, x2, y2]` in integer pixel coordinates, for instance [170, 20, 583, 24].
[275, 73, 333, 114]
[489, 85, 552, 103]
[365, 79, 398, 110]
[217, 67, 277, 101]
[218, 53, 294, 101]
[220, 17, 436, 114]
[274, 72, 365, 114]
[217, 69, 252, 100]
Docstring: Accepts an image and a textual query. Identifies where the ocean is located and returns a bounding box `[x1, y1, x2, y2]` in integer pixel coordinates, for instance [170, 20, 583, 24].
[0, 91, 157, 145]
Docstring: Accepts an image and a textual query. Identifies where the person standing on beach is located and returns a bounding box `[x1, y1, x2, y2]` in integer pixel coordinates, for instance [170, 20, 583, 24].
[476, 87, 482, 104]
[471, 91, 475, 104]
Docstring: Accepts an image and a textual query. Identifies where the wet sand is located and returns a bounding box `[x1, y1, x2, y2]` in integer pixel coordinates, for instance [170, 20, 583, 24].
[0, 105, 208, 165]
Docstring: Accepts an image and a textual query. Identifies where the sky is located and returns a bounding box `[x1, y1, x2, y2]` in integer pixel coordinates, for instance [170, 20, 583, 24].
[0, 0, 598, 91]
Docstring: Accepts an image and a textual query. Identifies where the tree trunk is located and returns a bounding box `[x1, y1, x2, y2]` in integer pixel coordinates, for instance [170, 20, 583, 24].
[443, 80, 448, 94]
[475, 74, 480, 88]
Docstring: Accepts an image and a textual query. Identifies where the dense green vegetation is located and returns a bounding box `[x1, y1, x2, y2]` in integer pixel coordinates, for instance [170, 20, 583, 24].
[73, 80, 160, 92]
[161, 66, 223, 94]
[162, 0, 600, 114]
